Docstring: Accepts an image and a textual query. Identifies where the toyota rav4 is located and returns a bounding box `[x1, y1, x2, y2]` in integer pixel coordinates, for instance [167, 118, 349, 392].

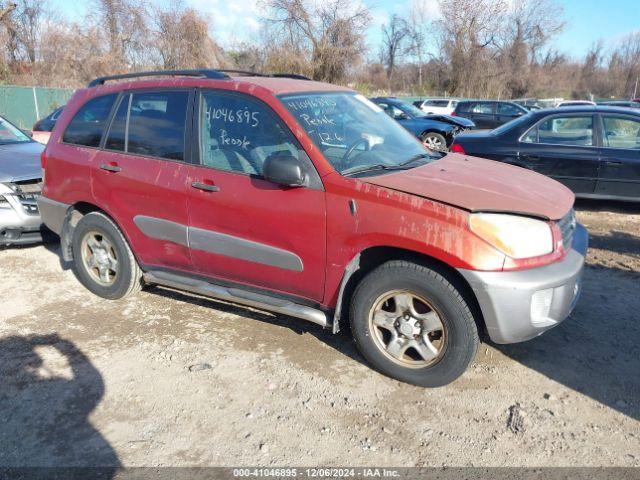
[38, 70, 588, 387]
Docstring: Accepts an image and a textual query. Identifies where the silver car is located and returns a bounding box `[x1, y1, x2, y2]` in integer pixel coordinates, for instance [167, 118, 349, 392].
[0, 115, 45, 245]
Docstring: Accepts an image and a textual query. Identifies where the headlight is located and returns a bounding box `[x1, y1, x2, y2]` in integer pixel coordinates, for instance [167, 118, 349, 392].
[469, 213, 553, 259]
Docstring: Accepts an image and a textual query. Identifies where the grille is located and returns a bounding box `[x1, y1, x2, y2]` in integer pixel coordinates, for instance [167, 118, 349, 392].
[11, 179, 42, 216]
[557, 209, 576, 250]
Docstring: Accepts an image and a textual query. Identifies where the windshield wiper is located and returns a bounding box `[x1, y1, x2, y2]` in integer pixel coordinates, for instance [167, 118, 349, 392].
[342, 164, 392, 177]
[397, 152, 432, 167]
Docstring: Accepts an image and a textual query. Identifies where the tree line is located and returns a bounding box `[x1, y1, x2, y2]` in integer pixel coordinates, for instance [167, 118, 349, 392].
[0, 0, 638, 100]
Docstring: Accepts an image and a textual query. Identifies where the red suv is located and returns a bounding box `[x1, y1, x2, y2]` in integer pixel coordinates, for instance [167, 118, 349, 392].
[38, 70, 588, 387]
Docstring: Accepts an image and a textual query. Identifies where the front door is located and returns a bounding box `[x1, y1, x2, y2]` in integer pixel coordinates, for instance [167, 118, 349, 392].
[468, 102, 496, 129]
[184, 89, 326, 302]
[496, 102, 525, 127]
[518, 113, 599, 195]
[597, 113, 640, 198]
[91, 89, 195, 271]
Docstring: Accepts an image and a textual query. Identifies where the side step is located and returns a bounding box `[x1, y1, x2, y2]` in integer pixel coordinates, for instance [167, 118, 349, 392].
[143, 270, 329, 328]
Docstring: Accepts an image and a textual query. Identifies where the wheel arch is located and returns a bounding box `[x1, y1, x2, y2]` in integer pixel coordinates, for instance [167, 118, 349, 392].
[333, 245, 486, 338]
[59, 201, 133, 264]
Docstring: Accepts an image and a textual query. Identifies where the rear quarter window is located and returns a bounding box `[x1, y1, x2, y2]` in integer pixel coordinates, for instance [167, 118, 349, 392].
[62, 94, 118, 147]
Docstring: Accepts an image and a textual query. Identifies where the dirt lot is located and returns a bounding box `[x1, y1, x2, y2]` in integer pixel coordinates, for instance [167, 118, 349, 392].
[1, 199, 638, 467]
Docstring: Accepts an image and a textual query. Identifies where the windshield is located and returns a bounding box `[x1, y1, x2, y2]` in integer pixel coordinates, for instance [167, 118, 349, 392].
[280, 93, 437, 176]
[393, 101, 427, 118]
[0, 117, 31, 144]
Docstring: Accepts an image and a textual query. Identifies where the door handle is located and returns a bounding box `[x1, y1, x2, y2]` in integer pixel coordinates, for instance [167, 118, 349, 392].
[191, 181, 220, 192]
[100, 163, 121, 173]
[604, 160, 623, 166]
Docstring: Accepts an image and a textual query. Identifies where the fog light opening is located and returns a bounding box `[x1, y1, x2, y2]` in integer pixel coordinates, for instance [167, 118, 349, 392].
[531, 288, 556, 327]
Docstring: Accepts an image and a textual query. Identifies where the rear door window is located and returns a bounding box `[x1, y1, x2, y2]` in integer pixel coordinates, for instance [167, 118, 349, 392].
[472, 103, 494, 114]
[62, 94, 117, 147]
[127, 91, 190, 161]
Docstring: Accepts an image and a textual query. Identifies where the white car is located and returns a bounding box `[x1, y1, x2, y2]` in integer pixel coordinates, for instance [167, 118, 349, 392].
[413, 98, 459, 115]
[556, 100, 596, 107]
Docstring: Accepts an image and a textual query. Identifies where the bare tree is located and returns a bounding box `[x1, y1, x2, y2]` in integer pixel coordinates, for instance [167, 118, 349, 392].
[264, 0, 371, 82]
[152, 7, 228, 70]
[381, 14, 409, 81]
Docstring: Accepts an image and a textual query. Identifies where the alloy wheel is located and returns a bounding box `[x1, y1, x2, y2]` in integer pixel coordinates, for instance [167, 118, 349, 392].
[368, 290, 447, 368]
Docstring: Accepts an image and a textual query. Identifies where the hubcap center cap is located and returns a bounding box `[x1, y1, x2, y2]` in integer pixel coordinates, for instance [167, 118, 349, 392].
[397, 316, 421, 337]
[94, 248, 109, 265]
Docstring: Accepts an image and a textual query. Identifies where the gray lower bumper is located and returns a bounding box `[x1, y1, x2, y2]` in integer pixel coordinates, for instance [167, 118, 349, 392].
[459, 224, 588, 344]
[36, 196, 70, 235]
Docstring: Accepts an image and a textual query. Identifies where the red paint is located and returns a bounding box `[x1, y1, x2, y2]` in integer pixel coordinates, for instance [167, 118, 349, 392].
[42, 74, 575, 309]
[364, 154, 575, 221]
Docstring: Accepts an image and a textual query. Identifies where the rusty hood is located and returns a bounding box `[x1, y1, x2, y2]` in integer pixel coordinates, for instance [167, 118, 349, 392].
[364, 153, 575, 220]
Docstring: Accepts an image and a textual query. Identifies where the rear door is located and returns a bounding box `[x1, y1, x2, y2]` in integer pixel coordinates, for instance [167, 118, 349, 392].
[91, 89, 194, 271]
[183, 89, 326, 302]
[596, 113, 640, 198]
[518, 113, 599, 194]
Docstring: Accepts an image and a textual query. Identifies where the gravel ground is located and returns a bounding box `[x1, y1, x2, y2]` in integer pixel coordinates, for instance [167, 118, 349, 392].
[0, 199, 638, 467]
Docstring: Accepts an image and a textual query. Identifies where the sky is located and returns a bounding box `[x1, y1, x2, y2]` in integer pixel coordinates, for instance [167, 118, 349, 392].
[49, 0, 640, 60]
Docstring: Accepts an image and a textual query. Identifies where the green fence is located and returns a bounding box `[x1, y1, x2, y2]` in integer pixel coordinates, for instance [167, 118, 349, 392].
[0, 85, 75, 129]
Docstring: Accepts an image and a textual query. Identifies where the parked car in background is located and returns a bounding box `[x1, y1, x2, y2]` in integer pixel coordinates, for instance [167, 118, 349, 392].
[413, 98, 459, 115]
[452, 100, 528, 129]
[0, 115, 45, 245]
[451, 106, 640, 201]
[598, 101, 640, 109]
[557, 100, 596, 107]
[32, 106, 64, 144]
[371, 97, 474, 151]
[38, 69, 586, 387]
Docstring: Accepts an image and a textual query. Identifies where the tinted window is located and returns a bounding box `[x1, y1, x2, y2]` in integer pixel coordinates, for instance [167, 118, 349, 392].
[127, 91, 189, 160]
[523, 115, 594, 146]
[472, 103, 494, 114]
[62, 94, 117, 147]
[603, 116, 640, 149]
[104, 95, 129, 152]
[497, 103, 523, 115]
[427, 100, 448, 107]
[200, 91, 299, 175]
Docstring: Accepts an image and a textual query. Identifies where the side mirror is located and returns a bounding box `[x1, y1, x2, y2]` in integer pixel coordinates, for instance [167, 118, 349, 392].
[263, 155, 305, 187]
[396, 113, 409, 120]
[22, 129, 33, 138]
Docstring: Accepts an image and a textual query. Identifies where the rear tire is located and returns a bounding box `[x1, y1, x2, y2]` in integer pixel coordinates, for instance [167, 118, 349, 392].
[71, 212, 142, 300]
[350, 261, 479, 387]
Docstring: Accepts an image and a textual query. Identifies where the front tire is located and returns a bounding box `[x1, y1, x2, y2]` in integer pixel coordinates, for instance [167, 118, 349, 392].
[350, 261, 479, 387]
[421, 132, 447, 152]
[71, 211, 143, 300]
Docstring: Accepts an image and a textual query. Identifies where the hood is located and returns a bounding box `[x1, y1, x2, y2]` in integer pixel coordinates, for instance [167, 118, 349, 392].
[364, 153, 574, 220]
[0, 141, 44, 183]
[423, 114, 475, 129]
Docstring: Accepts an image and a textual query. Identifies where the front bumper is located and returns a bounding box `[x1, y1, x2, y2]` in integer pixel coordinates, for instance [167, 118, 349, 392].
[0, 198, 44, 246]
[459, 223, 588, 344]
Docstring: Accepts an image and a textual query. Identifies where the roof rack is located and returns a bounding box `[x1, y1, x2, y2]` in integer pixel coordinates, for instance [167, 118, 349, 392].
[87, 69, 230, 87]
[218, 70, 311, 81]
[87, 69, 312, 87]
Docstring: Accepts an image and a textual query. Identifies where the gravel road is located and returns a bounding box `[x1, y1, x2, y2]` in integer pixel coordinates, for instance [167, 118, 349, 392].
[0, 199, 638, 467]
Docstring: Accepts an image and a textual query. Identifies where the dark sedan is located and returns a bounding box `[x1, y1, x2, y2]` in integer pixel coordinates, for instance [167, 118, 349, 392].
[370, 97, 474, 151]
[452, 100, 529, 129]
[451, 106, 640, 201]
